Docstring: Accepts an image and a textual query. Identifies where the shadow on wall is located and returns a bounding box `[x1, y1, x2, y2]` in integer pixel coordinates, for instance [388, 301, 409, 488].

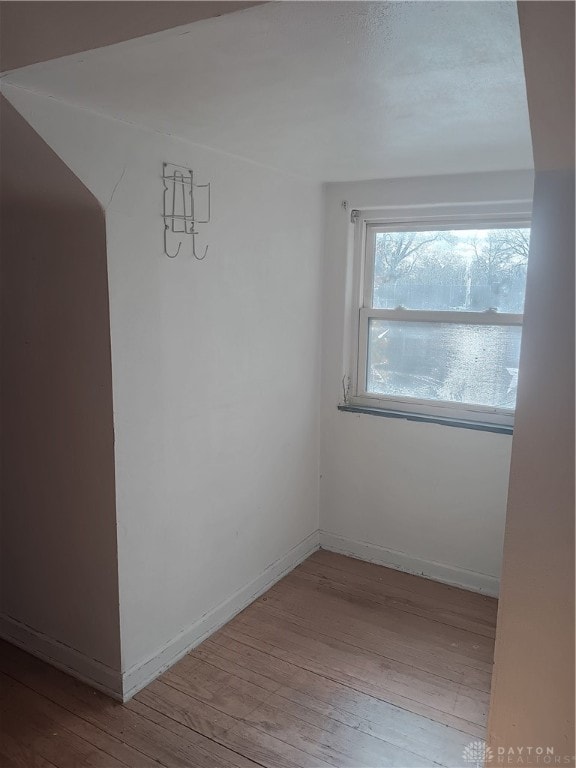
[0, 2, 264, 72]
[0, 95, 121, 671]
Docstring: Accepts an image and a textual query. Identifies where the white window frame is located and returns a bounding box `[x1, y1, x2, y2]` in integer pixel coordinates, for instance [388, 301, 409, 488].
[348, 206, 532, 428]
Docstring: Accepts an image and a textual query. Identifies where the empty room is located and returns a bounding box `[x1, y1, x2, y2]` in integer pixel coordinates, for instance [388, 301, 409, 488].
[0, 1, 574, 766]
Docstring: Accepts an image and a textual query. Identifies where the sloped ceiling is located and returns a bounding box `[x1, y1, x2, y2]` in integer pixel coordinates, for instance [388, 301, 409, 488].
[1, 1, 533, 182]
[0, 1, 263, 72]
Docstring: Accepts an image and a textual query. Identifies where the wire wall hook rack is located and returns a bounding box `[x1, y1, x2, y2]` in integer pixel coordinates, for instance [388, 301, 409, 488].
[162, 162, 211, 260]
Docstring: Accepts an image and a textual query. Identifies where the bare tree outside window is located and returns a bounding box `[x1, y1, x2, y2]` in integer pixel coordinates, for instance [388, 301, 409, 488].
[373, 228, 529, 314]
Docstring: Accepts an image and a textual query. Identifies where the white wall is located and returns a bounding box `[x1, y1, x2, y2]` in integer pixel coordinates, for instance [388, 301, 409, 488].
[320, 171, 534, 595]
[487, 1, 574, 753]
[0, 95, 121, 693]
[3, 85, 323, 696]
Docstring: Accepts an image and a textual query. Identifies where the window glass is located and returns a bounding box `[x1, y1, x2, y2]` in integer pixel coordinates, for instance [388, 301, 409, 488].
[372, 227, 530, 313]
[367, 319, 522, 410]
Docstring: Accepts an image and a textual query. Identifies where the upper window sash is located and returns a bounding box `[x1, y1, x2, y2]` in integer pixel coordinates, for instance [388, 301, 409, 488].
[361, 214, 532, 310]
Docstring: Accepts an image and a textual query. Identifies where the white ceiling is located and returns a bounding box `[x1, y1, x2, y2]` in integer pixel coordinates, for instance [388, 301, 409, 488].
[1, 1, 533, 182]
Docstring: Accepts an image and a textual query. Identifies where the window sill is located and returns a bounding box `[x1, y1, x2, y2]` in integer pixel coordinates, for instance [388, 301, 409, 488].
[337, 404, 513, 434]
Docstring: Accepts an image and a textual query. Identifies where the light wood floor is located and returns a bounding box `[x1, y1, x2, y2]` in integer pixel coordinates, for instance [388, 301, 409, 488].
[0, 550, 498, 768]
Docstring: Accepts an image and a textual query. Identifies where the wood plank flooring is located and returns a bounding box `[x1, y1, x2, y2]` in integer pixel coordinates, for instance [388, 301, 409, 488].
[0, 551, 498, 767]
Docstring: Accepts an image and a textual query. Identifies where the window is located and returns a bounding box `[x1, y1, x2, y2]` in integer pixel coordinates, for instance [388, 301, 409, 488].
[349, 212, 531, 428]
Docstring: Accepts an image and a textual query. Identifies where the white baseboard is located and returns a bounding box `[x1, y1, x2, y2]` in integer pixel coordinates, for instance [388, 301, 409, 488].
[1, 529, 495, 704]
[120, 529, 320, 700]
[0, 530, 319, 701]
[319, 531, 500, 597]
[0, 613, 123, 699]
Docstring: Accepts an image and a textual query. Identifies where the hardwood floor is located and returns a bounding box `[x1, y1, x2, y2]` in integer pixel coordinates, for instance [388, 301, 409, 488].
[0, 551, 498, 767]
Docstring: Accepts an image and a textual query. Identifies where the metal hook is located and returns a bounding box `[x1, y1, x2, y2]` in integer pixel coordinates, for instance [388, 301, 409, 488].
[192, 231, 208, 261]
[164, 225, 182, 259]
